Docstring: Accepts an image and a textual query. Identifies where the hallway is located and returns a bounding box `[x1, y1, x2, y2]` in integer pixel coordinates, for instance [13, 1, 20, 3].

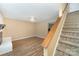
[1, 37, 44, 56]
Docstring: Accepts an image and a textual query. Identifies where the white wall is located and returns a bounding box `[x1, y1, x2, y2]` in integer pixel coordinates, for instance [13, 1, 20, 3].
[35, 22, 48, 38]
[70, 3, 79, 12]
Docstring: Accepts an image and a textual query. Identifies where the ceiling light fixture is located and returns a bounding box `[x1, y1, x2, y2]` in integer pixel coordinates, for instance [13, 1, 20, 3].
[30, 16, 35, 22]
[0, 14, 3, 24]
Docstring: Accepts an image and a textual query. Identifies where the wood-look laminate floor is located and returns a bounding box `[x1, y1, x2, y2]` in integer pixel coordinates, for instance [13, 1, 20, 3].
[1, 37, 44, 56]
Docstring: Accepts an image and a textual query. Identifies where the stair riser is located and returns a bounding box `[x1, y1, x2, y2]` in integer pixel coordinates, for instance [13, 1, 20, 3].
[63, 28, 79, 31]
[65, 21, 79, 23]
[65, 20, 79, 23]
[64, 26, 79, 28]
[62, 32, 79, 37]
[58, 42, 75, 51]
[65, 22, 79, 24]
[64, 23, 79, 26]
[55, 50, 69, 56]
[55, 43, 74, 56]
[65, 20, 79, 22]
[64, 25, 79, 28]
[64, 23, 79, 27]
[65, 17, 79, 21]
[60, 36, 79, 44]
[55, 42, 79, 56]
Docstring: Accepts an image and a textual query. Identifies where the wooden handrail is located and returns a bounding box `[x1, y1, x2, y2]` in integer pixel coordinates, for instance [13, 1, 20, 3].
[42, 4, 68, 48]
[42, 17, 62, 48]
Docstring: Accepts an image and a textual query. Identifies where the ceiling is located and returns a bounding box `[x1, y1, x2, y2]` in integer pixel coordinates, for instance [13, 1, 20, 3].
[0, 3, 61, 22]
[70, 3, 79, 12]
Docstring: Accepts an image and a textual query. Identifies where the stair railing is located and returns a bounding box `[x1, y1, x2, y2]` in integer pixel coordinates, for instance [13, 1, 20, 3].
[42, 3, 69, 56]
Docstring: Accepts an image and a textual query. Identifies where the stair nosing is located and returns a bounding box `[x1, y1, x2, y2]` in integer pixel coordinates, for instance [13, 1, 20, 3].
[61, 34, 79, 39]
[63, 26, 79, 29]
[62, 30, 79, 33]
[64, 26, 79, 28]
[56, 47, 79, 56]
[56, 48, 73, 56]
[65, 23, 79, 24]
[59, 40, 79, 47]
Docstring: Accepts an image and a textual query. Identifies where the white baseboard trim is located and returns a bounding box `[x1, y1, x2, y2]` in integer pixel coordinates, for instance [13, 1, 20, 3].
[12, 35, 36, 41]
[35, 35, 45, 39]
[13, 35, 45, 41]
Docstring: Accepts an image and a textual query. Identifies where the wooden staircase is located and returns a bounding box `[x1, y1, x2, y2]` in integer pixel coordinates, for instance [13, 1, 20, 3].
[55, 11, 79, 56]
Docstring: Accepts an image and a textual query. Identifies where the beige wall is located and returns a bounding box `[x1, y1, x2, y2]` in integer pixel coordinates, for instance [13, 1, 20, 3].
[3, 18, 35, 41]
[3, 18, 48, 41]
[35, 22, 48, 38]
